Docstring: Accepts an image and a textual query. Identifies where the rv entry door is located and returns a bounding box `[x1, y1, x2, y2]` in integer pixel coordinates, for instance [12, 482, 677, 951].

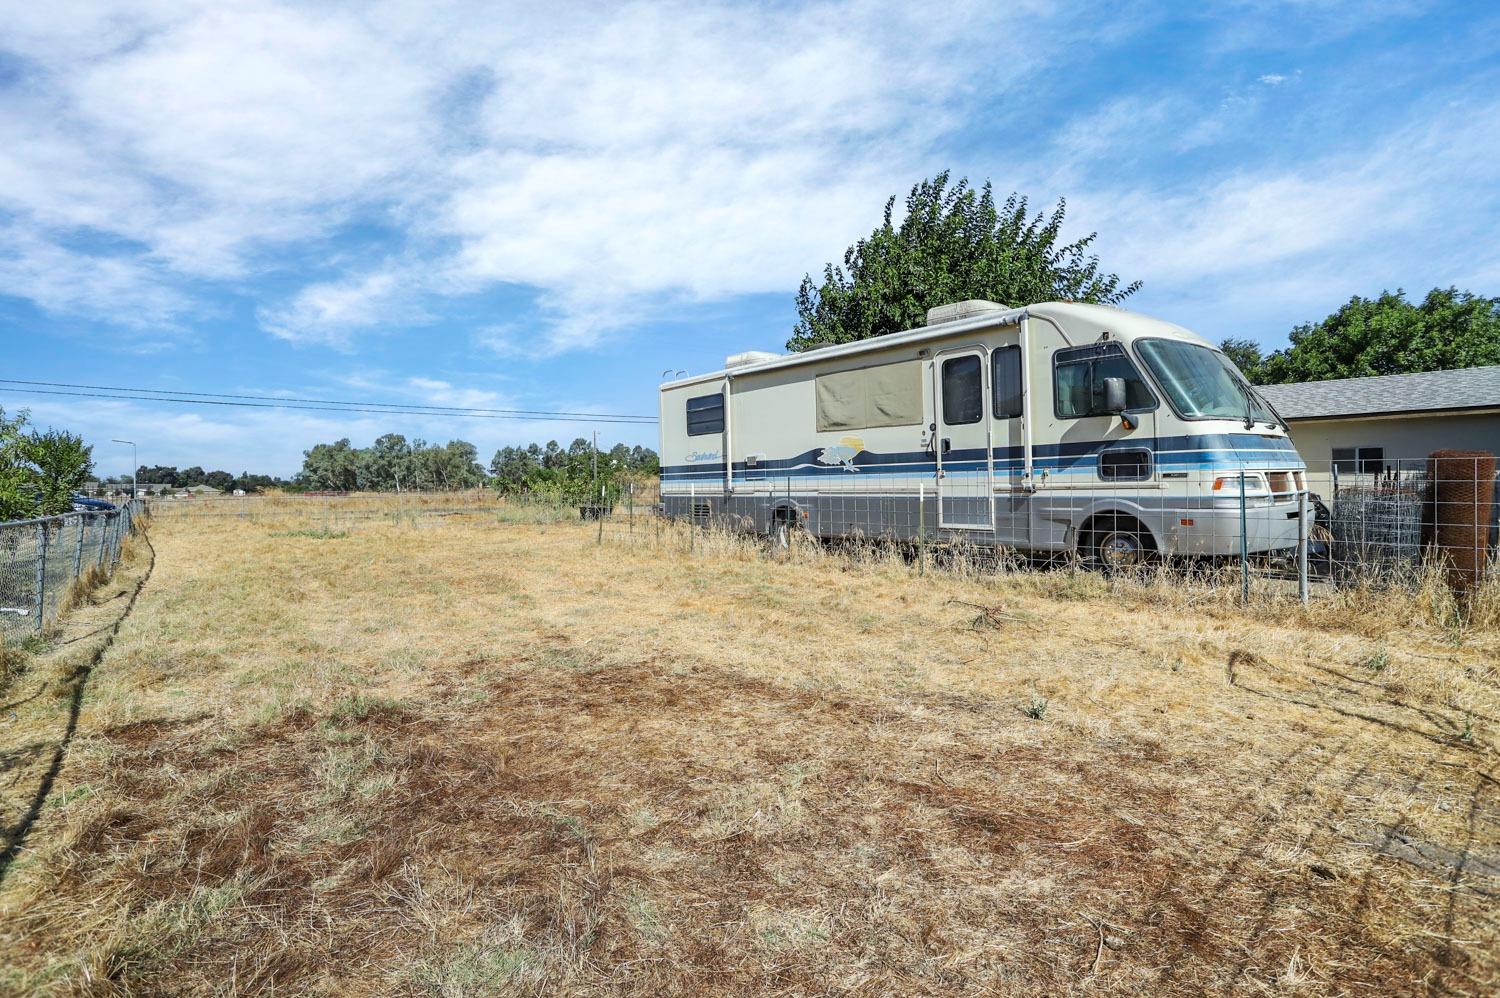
[933, 348, 995, 531]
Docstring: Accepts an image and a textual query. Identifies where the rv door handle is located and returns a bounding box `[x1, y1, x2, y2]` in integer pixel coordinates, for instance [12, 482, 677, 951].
[941, 438, 952, 455]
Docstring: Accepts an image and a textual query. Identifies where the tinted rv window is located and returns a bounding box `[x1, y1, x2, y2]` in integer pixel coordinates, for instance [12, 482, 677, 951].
[992, 345, 1022, 419]
[941, 355, 983, 425]
[1053, 343, 1154, 419]
[686, 393, 724, 436]
[1099, 448, 1152, 481]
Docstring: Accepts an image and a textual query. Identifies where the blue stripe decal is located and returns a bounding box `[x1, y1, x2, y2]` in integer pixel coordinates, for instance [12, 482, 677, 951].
[662, 433, 1302, 481]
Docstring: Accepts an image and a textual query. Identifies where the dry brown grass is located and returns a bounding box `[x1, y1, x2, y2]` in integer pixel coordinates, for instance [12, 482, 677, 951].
[1, 499, 1497, 996]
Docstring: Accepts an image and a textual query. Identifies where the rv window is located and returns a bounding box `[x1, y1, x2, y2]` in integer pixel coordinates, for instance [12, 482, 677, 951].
[941, 355, 983, 425]
[686, 393, 724, 436]
[1099, 448, 1152, 481]
[1053, 344, 1154, 419]
[992, 345, 1022, 419]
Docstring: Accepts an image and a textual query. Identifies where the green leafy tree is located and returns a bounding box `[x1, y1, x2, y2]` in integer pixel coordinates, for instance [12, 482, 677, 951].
[0, 408, 37, 521]
[359, 433, 411, 491]
[203, 470, 235, 492]
[1253, 287, 1500, 385]
[138, 465, 181, 487]
[1218, 337, 1266, 381]
[788, 172, 1140, 351]
[30, 429, 94, 514]
[299, 439, 360, 491]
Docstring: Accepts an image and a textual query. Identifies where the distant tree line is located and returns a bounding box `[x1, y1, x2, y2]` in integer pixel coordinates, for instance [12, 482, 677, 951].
[124, 465, 290, 494]
[295, 434, 657, 501]
[1, 407, 94, 519]
[298, 435, 486, 492]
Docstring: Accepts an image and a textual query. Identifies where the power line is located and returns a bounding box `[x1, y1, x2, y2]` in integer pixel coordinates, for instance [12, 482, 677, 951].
[0, 385, 658, 424]
[0, 378, 656, 421]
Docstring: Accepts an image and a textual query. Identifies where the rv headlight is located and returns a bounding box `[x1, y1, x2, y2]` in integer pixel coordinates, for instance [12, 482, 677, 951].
[1211, 473, 1271, 508]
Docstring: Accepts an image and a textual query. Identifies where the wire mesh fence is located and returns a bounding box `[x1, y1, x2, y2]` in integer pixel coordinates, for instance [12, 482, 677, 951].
[0, 499, 146, 642]
[617, 454, 1500, 611]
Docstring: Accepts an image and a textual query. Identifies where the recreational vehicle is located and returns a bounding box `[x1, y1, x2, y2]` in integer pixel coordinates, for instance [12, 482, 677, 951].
[659, 300, 1308, 566]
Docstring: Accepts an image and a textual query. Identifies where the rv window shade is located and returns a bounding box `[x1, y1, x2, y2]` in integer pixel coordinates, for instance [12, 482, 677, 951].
[686, 393, 724, 436]
[941, 355, 983, 425]
[814, 361, 921, 432]
[992, 345, 1022, 419]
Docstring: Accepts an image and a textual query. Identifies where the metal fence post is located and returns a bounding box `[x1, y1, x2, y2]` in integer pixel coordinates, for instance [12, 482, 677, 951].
[688, 483, 695, 553]
[1297, 489, 1309, 606]
[1238, 470, 1249, 606]
[596, 484, 605, 546]
[73, 514, 85, 583]
[628, 483, 634, 536]
[96, 514, 107, 569]
[34, 521, 48, 633]
[918, 483, 926, 577]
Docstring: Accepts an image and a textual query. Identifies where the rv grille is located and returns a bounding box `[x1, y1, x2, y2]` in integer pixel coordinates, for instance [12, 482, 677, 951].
[691, 502, 712, 524]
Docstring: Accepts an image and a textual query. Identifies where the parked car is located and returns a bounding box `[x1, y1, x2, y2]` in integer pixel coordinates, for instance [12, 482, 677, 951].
[70, 494, 117, 512]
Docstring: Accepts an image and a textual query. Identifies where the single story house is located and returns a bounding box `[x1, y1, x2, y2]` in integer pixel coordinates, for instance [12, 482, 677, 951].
[1258, 365, 1500, 494]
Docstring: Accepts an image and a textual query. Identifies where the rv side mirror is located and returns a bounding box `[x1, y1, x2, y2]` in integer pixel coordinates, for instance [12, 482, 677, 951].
[1103, 377, 1128, 414]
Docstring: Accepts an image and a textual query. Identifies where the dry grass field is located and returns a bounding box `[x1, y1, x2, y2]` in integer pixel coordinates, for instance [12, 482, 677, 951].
[1, 497, 1498, 996]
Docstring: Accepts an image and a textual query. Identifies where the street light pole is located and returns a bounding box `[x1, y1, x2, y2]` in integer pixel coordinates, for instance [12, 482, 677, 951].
[112, 439, 137, 499]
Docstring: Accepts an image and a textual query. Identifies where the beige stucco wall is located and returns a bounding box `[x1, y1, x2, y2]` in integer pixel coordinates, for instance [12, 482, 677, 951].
[1287, 409, 1500, 494]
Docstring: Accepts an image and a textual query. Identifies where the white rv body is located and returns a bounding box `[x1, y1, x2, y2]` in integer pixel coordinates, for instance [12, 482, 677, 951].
[659, 301, 1307, 559]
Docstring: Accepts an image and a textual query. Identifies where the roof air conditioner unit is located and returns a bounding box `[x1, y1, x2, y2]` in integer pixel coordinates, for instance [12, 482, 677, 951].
[925, 299, 1008, 326]
[725, 350, 780, 368]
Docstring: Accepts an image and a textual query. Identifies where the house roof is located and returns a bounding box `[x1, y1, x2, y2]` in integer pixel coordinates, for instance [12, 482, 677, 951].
[1258, 365, 1500, 420]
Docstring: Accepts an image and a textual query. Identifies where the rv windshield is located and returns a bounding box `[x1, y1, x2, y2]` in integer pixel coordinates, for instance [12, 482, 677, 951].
[1135, 339, 1279, 426]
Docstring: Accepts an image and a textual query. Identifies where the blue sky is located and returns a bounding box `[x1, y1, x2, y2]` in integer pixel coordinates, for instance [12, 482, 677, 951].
[3, 1, 1498, 477]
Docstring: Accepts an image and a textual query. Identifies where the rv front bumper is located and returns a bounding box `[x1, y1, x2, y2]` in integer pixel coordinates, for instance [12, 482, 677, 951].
[1161, 498, 1306, 557]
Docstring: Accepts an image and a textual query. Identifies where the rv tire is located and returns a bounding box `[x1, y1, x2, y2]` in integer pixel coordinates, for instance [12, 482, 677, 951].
[1081, 514, 1155, 571]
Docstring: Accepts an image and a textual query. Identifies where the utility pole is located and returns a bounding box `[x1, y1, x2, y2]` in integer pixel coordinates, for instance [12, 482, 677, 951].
[112, 439, 137, 499]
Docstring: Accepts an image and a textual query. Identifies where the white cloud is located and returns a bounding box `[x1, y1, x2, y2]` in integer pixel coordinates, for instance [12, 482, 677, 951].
[1257, 73, 1288, 85]
[0, 0, 1085, 351]
[1069, 96, 1500, 341]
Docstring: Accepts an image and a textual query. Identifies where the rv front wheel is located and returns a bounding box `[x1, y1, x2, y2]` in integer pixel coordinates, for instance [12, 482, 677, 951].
[1093, 527, 1147, 569]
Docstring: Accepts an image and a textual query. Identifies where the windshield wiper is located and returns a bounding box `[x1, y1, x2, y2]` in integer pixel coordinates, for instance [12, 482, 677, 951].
[1231, 378, 1255, 430]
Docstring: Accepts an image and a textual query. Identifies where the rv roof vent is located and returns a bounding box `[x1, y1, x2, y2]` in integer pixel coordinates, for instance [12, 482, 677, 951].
[925, 299, 1008, 326]
[725, 350, 779, 368]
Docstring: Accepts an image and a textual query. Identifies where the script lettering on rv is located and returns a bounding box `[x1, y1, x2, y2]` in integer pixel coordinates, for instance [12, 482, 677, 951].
[816, 436, 865, 472]
[686, 450, 721, 463]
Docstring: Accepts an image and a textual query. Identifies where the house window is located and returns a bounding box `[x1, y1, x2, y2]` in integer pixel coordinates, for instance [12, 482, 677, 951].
[686, 393, 724, 436]
[1332, 446, 1384, 475]
[992, 345, 1023, 419]
[941, 355, 983, 425]
[1053, 343, 1155, 419]
[1099, 448, 1152, 482]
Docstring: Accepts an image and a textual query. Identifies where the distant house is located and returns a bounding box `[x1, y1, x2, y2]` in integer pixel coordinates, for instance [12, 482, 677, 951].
[1259, 366, 1500, 494]
[178, 484, 223, 497]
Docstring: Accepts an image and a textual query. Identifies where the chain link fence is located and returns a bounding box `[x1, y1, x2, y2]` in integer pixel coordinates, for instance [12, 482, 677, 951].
[0, 499, 146, 642]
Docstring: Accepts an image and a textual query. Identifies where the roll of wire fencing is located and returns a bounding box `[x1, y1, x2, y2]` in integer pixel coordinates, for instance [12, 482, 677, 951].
[1327, 461, 1425, 582]
[0, 499, 146, 641]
